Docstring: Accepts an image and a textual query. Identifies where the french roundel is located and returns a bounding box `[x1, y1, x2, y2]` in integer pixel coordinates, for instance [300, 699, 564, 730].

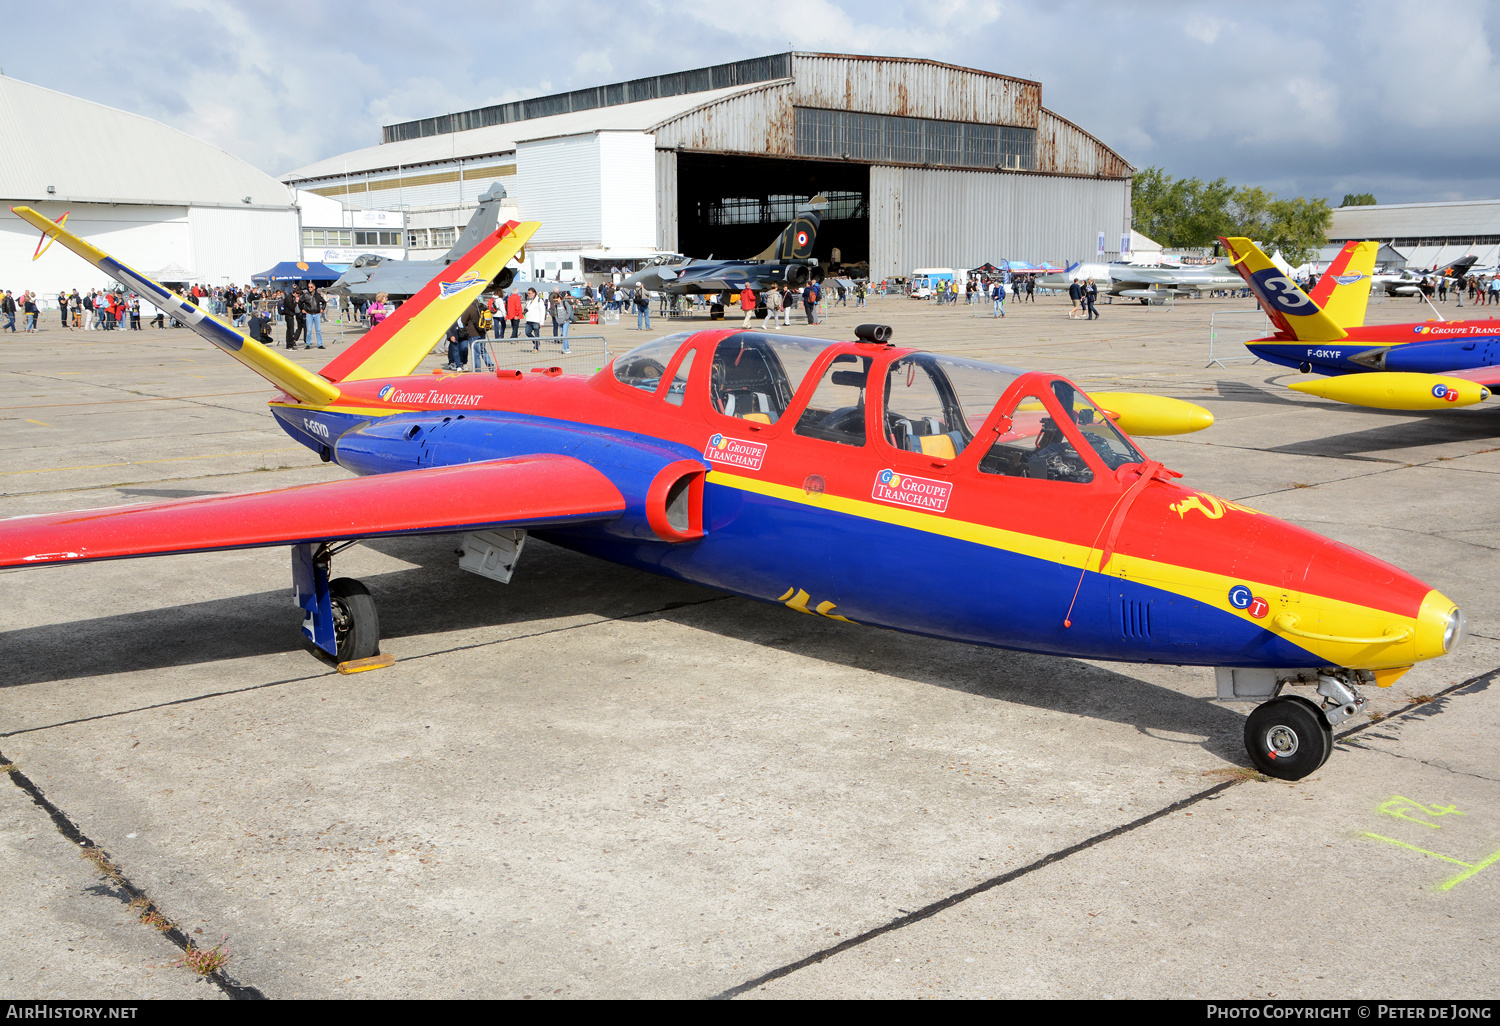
[796, 231, 809, 247]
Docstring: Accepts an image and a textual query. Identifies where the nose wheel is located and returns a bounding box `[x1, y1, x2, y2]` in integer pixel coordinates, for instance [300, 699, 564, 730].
[1244, 696, 1333, 780]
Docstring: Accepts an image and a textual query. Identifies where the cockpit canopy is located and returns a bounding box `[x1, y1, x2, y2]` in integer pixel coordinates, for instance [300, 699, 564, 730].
[610, 331, 1144, 483]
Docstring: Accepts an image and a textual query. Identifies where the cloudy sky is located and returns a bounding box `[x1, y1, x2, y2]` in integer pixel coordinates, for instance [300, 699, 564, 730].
[6, 0, 1499, 204]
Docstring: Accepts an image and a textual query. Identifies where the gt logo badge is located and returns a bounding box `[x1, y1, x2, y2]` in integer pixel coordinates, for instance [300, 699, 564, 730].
[1432, 383, 1459, 402]
[436, 276, 485, 299]
[872, 469, 952, 512]
[378, 384, 395, 401]
[703, 433, 767, 470]
[1228, 585, 1269, 618]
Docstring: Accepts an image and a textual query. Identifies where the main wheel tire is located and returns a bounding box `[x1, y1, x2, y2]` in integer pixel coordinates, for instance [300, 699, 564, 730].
[329, 577, 380, 663]
[1244, 696, 1332, 780]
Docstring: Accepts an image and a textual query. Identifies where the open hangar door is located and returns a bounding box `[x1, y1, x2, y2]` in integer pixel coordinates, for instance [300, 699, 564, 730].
[676, 154, 869, 273]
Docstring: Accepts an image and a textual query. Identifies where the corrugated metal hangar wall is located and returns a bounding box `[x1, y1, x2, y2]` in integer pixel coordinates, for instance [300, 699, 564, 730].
[651, 54, 1133, 277]
[289, 52, 1134, 277]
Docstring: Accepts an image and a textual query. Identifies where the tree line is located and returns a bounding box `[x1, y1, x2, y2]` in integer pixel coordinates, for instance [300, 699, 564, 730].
[1131, 167, 1338, 264]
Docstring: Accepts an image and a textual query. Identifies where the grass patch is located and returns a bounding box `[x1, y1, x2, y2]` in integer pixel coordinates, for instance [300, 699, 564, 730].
[0, 762, 15, 773]
[1407, 693, 1436, 705]
[171, 937, 231, 976]
[79, 847, 125, 882]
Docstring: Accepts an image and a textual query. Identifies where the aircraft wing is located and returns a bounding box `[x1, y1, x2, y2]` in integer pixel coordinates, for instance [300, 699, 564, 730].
[1442, 366, 1500, 388]
[0, 455, 624, 569]
[669, 265, 754, 291]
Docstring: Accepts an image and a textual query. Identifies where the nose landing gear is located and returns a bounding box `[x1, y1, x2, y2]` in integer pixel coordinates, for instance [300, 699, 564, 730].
[1244, 695, 1333, 779]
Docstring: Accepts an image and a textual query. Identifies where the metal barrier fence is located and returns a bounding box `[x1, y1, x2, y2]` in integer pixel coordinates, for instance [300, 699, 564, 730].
[1207, 309, 1270, 369]
[473, 333, 613, 376]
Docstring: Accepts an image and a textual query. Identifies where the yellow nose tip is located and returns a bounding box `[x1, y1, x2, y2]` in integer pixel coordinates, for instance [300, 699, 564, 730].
[1413, 590, 1464, 662]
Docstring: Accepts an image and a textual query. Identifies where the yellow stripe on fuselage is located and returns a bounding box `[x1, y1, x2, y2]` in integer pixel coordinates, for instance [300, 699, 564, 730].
[709, 470, 1431, 669]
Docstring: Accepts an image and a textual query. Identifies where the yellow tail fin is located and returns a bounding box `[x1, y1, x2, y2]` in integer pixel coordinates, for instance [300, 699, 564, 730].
[1308, 240, 1378, 328]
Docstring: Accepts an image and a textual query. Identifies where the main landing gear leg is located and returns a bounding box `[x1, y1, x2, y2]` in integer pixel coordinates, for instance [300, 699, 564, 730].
[292, 542, 381, 663]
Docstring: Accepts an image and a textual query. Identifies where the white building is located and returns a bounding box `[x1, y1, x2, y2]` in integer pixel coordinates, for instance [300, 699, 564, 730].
[281, 53, 1134, 280]
[0, 76, 301, 296]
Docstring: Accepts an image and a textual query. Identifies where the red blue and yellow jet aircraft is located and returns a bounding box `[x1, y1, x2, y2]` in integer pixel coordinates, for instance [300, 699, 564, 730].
[1222, 235, 1500, 410]
[0, 208, 1469, 780]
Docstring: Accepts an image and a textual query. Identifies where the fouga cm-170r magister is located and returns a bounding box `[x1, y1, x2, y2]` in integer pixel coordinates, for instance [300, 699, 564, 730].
[3, 208, 1468, 780]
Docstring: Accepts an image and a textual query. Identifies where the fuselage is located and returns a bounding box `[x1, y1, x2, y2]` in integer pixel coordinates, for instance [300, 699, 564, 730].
[1247, 320, 1500, 376]
[268, 331, 1457, 674]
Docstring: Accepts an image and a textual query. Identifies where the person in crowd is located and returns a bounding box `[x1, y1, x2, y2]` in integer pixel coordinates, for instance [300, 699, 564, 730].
[367, 292, 390, 328]
[633, 282, 651, 330]
[1026, 276, 1036, 302]
[505, 288, 523, 338]
[549, 289, 573, 354]
[446, 299, 483, 371]
[70, 290, 82, 329]
[57, 291, 69, 329]
[1, 290, 15, 332]
[301, 286, 325, 349]
[472, 300, 496, 370]
[992, 279, 1006, 318]
[1085, 278, 1100, 320]
[23, 292, 39, 331]
[802, 282, 817, 324]
[740, 285, 758, 328]
[282, 286, 301, 348]
[524, 288, 546, 347]
[1067, 279, 1083, 318]
[764, 284, 783, 329]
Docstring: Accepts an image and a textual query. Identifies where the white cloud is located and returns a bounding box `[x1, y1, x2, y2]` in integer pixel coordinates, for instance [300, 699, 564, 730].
[0, 0, 1495, 201]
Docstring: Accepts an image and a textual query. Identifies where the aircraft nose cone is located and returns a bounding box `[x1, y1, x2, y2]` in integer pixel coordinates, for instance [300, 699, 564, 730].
[1188, 406, 1215, 431]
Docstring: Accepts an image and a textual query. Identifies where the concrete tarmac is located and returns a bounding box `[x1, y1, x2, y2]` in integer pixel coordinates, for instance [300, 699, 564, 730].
[1, 294, 1496, 999]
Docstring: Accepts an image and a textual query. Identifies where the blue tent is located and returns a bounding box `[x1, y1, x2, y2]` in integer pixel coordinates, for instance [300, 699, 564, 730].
[252, 260, 341, 284]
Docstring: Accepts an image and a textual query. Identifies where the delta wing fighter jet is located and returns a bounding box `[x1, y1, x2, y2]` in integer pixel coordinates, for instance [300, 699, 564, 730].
[1037, 258, 1245, 304]
[330, 183, 521, 301]
[621, 195, 828, 317]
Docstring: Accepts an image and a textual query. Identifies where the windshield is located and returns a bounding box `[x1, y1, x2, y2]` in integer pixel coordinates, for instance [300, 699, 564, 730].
[613, 332, 694, 394]
[1050, 380, 1144, 471]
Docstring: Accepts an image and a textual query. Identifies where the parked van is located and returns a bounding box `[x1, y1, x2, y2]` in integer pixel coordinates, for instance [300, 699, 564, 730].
[908, 267, 963, 299]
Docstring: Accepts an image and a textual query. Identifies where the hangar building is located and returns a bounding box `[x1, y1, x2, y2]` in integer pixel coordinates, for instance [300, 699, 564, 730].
[1327, 200, 1500, 270]
[281, 53, 1134, 280]
[0, 76, 300, 295]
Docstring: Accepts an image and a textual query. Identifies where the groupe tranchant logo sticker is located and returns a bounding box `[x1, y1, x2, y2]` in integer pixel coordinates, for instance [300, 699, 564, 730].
[872, 468, 952, 513]
[702, 433, 767, 470]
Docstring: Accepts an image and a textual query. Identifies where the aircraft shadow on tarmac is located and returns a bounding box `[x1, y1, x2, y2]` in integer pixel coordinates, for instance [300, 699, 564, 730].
[5, 534, 1248, 762]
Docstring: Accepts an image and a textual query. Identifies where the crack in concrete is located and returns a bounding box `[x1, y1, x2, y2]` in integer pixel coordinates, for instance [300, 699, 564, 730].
[714, 660, 1500, 999]
[0, 757, 265, 999]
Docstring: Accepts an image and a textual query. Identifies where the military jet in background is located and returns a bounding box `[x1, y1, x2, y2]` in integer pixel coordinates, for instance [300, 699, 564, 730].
[329, 183, 522, 301]
[621, 195, 827, 317]
[1036, 258, 1246, 304]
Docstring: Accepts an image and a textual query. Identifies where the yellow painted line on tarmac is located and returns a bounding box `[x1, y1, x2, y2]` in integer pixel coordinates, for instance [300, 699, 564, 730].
[24, 419, 52, 427]
[0, 447, 304, 477]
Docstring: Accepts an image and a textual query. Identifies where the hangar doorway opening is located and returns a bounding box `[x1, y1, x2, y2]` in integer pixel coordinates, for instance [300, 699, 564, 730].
[677, 154, 869, 273]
